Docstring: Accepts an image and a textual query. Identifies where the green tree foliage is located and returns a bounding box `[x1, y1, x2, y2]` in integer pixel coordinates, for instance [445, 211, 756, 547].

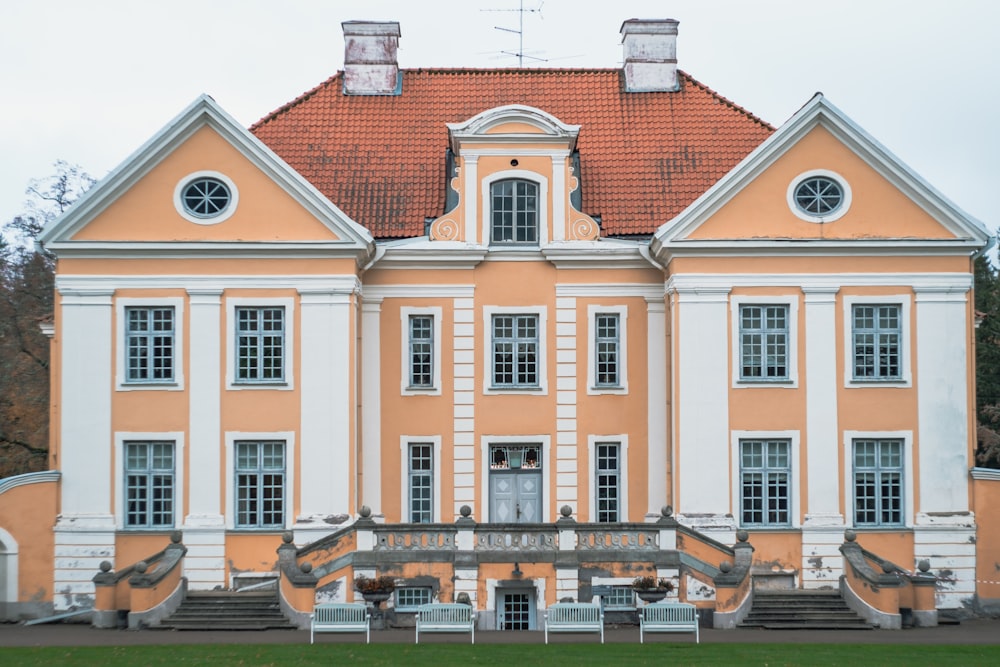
[0, 161, 95, 478]
[975, 252, 1000, 468]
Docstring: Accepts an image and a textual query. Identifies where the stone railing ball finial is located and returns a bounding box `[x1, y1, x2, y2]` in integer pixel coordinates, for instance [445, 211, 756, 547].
[720, 560, 733, 573]
[661, 505, 673, 518]
[359, 505, 372, 519]
[460, 505, 472, 518]
[99, 560, 112, 573]
[918, 559, 931, 573]
[282, 531, 294, 544]
[844, 529, 857, 542]
[736, 529, 749, 543]
[170, 531, 182, 544]
[300, 562, 313, 574]
[136, 561, 148, 574]
[882, 561, 895, 574]
[560, 505, 573, 518]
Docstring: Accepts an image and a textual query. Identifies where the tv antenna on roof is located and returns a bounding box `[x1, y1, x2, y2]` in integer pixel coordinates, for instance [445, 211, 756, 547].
[483, 1, 545, 66]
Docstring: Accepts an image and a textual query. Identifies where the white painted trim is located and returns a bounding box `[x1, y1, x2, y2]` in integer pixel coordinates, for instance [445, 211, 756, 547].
[586, 304, 629, 395]
[115, 297, 185, 391]
[114, 432, 186, 531]
[399, 436, 443, 522]
[667, 273, 971, 291]
[59, 274, 361, 293]
[730, 430, 802, 529]
[971, 468, 1000, 481]
[482, 305, 548, 395]
[587, 435, 629, 522]
[0, 526, 19, 606]
[646, 299, 668, 517]
[842, 430, 914, 528]
[400, 307, 443, 396]
[224, 431, 296, 530]
[365, 284, 475, 299]
[842, 294, 912, 388]
[480, 434, 552, 522]
[730, 295, 799, 388]
[361, 300, 383, 513]
[803, 287, 842, 522]
[556, 283, 663, 299]
[225, 296, 295, 390]
[0, 471, 60, 495]
[786, 169, 853, 223]
[186, 288, 223, 525]
[173, 170, 239, 225]
[482, 170, 550, 248]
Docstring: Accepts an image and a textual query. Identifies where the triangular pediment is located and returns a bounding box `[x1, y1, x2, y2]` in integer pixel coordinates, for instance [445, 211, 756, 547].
[39, 95, 374, 259]
[651, 95, 990, 257]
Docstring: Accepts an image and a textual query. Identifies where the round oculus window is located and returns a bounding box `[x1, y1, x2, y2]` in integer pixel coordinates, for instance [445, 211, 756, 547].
[793, 176, 844, 216]
[181, 177, 232, 219]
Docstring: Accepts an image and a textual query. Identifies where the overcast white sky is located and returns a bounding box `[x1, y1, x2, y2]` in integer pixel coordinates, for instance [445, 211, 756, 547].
[1, 0, 997, 237]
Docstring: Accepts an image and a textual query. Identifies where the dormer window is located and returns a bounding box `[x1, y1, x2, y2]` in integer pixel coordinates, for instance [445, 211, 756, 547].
[491, 179, 538, 245]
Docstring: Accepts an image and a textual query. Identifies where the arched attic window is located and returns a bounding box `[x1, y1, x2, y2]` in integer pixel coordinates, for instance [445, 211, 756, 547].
[491, 179, 538, 246]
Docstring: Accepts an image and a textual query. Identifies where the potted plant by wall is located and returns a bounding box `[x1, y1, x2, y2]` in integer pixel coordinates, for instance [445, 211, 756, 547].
[632, 575, 675, 602]
[355, 574, 396, 607]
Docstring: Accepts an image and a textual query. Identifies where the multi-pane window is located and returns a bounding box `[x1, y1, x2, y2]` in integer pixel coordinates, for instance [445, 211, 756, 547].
[595, 442, 621, 522]
[602, 585, 635, 609]
[853, 439, 903, 526]
[491, 179, 538, 245]
[125, 307, 175, 383]
[236, 307, 285, 382]
[740, 439, 790, 526]
[395, 587, 433, 610]
[408, 443, 433, 523]
[408, 315, 433, 388]
[125, 441, 174, 528]
[235, 441, 285, 528]
[852, 305, 901, 380]
[492, 314, 538, 387]
[740, 305, 788, 380]
[595, 314, 620, 387]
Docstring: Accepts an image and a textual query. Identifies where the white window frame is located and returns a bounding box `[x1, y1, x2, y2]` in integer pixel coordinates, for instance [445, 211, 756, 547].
[587, 305, 628, 394]
[174, 170, 239, 225]
[480, 434, 551, 522]
[114, 431, 185, 530]
[590, 576, 638, 610]
[483, 305, 548, 395]
[400, 306, 442, 395]
[843, 430, 914, 529]
[843, 295, 911, 388]
[730, 430, 801, 529]
[226, 297, 295, 390]
[786, 169, 852, 224]
[730, 295, 798, 388]
[224, 431, 295, 530]
[399, 436, 442, 523]
[588, 435, 628, 522]
[482, 170, 549, 249]
[395, 586, 434, 611]
[116, 297, 184, 391]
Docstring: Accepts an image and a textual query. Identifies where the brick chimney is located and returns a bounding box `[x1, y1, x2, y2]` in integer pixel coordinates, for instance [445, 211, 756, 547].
[620, 19, 679, 93]
[342, 21, 401, 95]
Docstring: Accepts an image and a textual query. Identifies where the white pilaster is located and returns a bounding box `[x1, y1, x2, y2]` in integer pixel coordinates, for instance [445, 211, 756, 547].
[551, 156, 567, 242]
[802, 286, 843, 525]
[555, 297, 578, 514]
[674, 287, 732, 525]
[914, 286, 971, 513]
[361, 297, 383, 515]
[55, 288, 115, 609]
[463, 156, 479, 244]
[298, 287, 355, 529]
[646, 298, 668, 518]
[453, 297, 477, 517]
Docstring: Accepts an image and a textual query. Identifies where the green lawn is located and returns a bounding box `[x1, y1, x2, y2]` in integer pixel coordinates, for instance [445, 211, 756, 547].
[2, 643, 999, 666]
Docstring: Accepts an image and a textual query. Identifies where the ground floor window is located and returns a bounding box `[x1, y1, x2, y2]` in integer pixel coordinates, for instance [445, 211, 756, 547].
[853, 438, 903, 526]
[235, 440, 285, 528]
[395, 587, 433, 610]
[602, 585, 635, 609]
[739, 439, 790, 526]
[124, 441, 175, 528]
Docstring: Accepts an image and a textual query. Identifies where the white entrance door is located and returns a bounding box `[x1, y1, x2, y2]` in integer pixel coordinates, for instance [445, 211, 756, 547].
[497, 590, 536, 630]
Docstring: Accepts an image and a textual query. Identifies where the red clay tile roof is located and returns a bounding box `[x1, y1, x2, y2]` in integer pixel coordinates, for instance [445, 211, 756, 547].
[250, 69, 774, 239]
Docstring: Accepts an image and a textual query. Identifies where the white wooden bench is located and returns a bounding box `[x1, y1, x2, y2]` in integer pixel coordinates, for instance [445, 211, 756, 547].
[639, 601, 699, 643]
[310, 602, 371, 644]
[543, 602, 604, 644]
[415, 603, 476, 644]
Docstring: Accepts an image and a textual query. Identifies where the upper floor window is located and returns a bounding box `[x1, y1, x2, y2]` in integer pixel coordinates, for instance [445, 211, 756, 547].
[853, 439, 903, 527]
[236, 306, 285, 383]
[852, 304, 901, 381]
[125, 306, 175, 383]
[408, 442, 434, 523]
[595, 442, 621, 522]
[491, 179, 538, 245]
[235, 440, 285, 529]
[408, 315, 434, 388]
[124, 441, 175, 528]
[740, 305, 788, 381]
[595, 314, 620, 387]
[492, 314, 539, 388]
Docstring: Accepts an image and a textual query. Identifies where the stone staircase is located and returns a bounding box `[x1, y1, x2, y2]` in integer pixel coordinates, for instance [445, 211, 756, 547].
[738, 590, 873, 630]
[156, 590, 298, 631]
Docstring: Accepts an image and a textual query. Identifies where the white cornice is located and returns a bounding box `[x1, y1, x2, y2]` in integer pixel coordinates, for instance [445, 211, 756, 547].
[555, 283, 663, 299]
[971, 467, 1000, 481]
[666, 272, 972, 291]
[56, 274, 363, 292]
[447, 104, 580, 155]
[0, 471, 61, 495]
[363, 285, 476, 299]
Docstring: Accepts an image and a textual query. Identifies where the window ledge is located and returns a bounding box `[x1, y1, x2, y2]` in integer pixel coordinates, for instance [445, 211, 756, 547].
[229, 382, 292, 391]
[118, 382, 182, 391]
